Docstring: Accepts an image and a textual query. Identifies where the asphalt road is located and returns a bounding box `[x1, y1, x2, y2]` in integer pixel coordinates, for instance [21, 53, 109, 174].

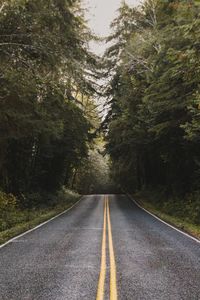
[0, 194, 200, 300]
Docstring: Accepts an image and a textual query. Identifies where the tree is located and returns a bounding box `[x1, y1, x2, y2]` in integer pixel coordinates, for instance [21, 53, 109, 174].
[0, 0, 98, 201]
[104, 0, 200, 195]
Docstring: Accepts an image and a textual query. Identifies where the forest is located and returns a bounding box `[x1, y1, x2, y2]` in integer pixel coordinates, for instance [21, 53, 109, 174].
[0, 0, 200, 241]
[0, 0, 109, 240]
[104, 0, 200, 227]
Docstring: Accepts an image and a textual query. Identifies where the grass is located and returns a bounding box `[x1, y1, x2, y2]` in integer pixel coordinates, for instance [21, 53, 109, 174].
[0, 188, 81, 245]
[133, 192, 200, 240]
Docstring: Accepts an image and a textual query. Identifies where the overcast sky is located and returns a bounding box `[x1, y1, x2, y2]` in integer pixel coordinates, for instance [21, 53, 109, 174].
[84, 0, 142, 54]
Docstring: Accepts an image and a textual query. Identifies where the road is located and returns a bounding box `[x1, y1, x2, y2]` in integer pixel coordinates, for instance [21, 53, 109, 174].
[0, 194, 200, 300]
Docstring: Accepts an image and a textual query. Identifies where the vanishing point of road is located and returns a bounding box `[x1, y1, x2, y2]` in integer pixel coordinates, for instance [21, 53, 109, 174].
[0, 195, 200, 300]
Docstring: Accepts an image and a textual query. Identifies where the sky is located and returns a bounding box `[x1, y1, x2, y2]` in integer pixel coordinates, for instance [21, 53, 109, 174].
[84, 0, 142, 54]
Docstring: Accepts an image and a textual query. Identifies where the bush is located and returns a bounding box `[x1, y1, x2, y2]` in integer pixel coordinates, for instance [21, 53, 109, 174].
[19, 192, 43, 209]
[0, 191, 17, 212]
[138, 188, 200, 226]
[0, 187, 80, 234]
[161, 193, 200, 225]
[0, 191, 18, 231]
[184, 192, 200, 225]
[56, 187, 79, 203]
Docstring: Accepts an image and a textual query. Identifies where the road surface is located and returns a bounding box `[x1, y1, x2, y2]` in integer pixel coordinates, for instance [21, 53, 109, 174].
[0, 194, 200, 300]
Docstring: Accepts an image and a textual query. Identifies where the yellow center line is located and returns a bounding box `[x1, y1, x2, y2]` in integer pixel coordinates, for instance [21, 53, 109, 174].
[107, 195, 118, 300]
[96, 196, 107, 300]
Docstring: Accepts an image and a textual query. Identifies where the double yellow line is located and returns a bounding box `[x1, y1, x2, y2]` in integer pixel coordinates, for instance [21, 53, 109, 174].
[96, 195, 118, 300]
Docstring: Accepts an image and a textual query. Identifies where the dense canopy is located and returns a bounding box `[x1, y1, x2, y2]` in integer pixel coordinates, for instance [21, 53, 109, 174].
[0, 0, 200, 225]
[0, 0, 100, 199]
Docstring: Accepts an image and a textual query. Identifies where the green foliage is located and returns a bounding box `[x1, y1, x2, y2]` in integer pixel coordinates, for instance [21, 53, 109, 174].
[0, 191, 17, 211]
[135, 190, 200, 238]
[56, 187, 79, 203]
[136, 188, 200, 226]
[0, 191, 18, 231]
[104, 0, 200, 198]
[71, 138, 112, 194]
[0, 187, 80, 244]
[0, 0, 98, 202]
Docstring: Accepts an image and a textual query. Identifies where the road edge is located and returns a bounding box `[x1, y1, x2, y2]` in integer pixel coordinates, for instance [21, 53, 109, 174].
[127, 194, 200, 244]
[0, 197, 83, 250]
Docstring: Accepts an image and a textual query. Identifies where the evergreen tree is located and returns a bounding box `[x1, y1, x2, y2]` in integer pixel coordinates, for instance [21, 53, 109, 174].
[0, 0, 98, 200]
[104, 0, 200, 195]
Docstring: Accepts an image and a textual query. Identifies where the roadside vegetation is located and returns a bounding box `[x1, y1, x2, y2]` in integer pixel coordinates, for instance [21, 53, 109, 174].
[134, 190, 200, 239]
[103, 0, 200, 235]
[0, 188, 80, 245]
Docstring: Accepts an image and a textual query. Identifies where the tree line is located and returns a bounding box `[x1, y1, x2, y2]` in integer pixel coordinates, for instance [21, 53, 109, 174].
[104, 0, 200, 200]
[0, 0, 101, 203]
[2, 0, 200, 213]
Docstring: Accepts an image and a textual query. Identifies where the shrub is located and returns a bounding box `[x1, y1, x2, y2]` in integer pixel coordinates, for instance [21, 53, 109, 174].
[56, 187, 79, 204]
[0, 191, 18, 231]
[0, 192, 17, 215]
[184, 192, 200, 225]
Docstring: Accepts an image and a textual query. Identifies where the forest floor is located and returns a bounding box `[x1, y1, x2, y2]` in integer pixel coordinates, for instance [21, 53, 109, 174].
[133, 192, 200, 240]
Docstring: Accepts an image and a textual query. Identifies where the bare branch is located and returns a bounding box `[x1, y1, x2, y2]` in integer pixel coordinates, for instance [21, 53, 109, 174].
[0, 2, 6, 13]
[0, 43, 34, 48]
